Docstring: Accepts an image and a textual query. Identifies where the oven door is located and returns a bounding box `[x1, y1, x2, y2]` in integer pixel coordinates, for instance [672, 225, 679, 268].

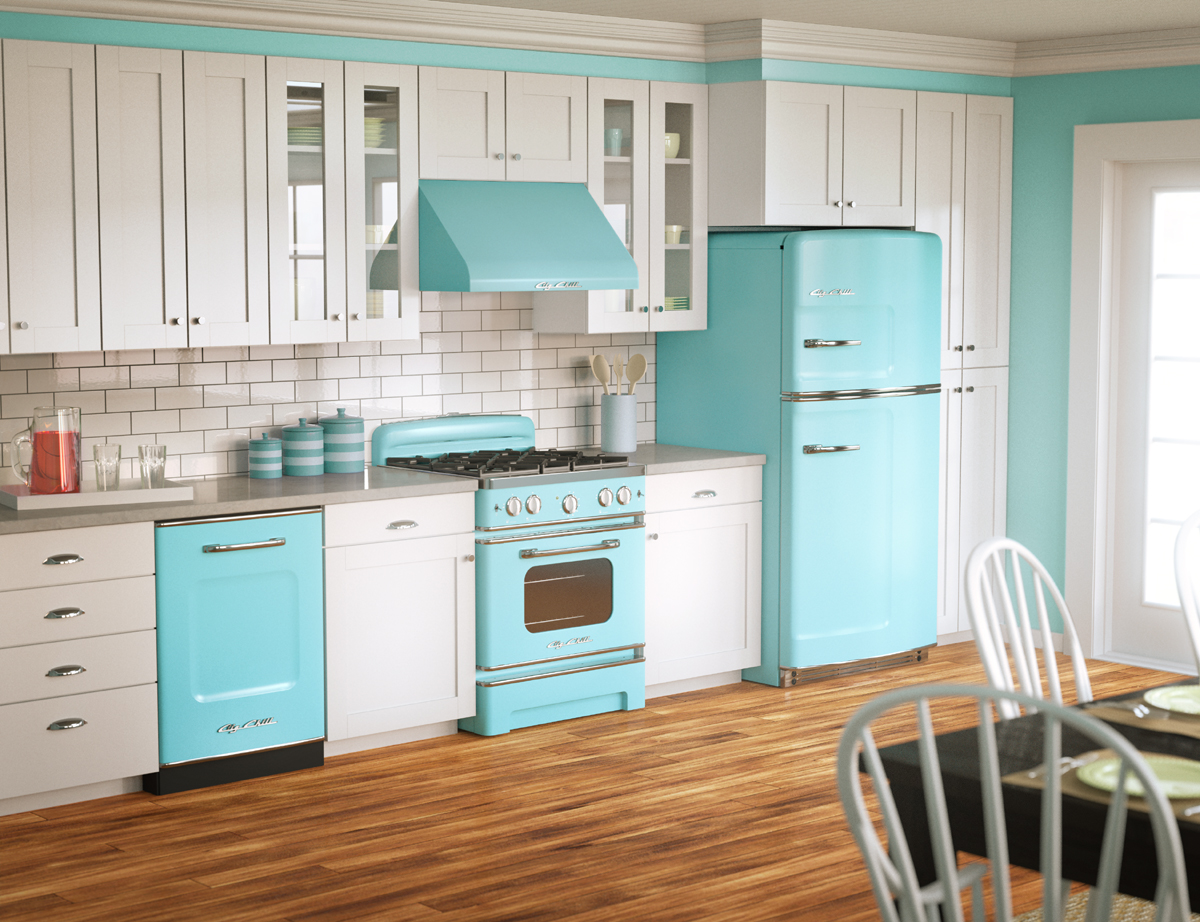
[475, 519, 645, 670]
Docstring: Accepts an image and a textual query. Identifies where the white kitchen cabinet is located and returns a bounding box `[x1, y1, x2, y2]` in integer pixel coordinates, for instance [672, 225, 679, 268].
[418, 67, 586, 183]
[324, 494, 476, 746]
[644, 465, 762, 692]
[344, 61, 420, 343]
[182, 51, 270, 347]
[4, 40, 101, 354]
[267, 57, 348, 345]
[937, 366, 1009, 636]
[96, 46, 188, 350]
[708, 81, 915, 228]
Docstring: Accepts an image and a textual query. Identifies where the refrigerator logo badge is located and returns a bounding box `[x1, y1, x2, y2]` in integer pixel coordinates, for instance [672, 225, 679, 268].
[217, 717, 277, 734]
[548, 636, 592, 651]
[535, 281, 581, 290]
[809, 288, 855, 298]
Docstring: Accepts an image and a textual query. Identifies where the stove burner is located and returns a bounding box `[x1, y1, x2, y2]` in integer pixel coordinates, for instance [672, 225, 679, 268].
[385, 448, 629, 478]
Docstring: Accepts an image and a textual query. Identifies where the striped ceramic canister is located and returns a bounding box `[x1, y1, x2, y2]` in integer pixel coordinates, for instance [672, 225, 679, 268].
[248, 432, 283, 479]
[319, 407, 365, 473]
[282, 419, 325, 476]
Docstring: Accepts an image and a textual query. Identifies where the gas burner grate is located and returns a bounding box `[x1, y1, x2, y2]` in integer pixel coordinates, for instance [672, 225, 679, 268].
[385, 448, 629, 478]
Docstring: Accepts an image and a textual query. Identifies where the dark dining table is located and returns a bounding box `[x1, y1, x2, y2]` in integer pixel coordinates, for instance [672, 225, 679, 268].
[874, 685, 1200, 909]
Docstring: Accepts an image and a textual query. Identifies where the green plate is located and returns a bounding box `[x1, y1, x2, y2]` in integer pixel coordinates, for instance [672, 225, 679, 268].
[1144, 685, 1200, 715]
[1077, 755, 1200, 799]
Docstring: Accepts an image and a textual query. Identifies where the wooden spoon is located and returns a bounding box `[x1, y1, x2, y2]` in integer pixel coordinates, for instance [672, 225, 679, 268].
[614, 355, 624, 396]
[625, 353, 647, 396]
[591, 353, 611, 396]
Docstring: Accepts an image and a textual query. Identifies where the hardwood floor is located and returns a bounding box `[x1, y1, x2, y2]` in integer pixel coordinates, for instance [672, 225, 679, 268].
[0, 643, 1185, 922]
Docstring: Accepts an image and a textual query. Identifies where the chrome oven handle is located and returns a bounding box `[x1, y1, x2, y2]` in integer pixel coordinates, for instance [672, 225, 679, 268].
[802, 444, 860, 454]
[202, 537, 286, 553]
[519, 539, 619, 559]
[476, 520, 644, 545]
[804, 339, 861, 348]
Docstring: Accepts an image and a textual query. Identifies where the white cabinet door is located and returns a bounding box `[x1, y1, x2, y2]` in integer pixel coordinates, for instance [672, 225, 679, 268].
[4, 40, 100, 354]
[963, 95, 1012, 370]
[764, 81, 843, 226]
[325, 532, 476, 741]
[937, 369, 963, 636]
[0, 46, 9, 354]
[505, 71, 587, 183]
[418, 66, 506, 181]
[644, 501, 762, 686]
[267, 57, 347, 345]
[842, 86, 916, 227]
[96, 45, 188, 350]
[182, 51, 269, 347]
[344, 61, 420, 343]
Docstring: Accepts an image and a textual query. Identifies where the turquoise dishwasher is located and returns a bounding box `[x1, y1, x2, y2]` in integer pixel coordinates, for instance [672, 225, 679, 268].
[145, 508, 325, 794]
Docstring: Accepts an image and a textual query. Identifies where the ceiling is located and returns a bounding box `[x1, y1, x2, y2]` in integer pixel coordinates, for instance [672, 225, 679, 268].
[427, 0, 1200, 44]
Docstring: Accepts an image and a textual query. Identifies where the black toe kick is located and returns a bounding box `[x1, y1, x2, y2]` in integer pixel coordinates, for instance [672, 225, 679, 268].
[143, 740, 325, 795]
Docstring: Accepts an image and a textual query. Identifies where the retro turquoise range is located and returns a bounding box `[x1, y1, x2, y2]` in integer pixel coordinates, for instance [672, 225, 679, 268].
[658, 229, 942, 685]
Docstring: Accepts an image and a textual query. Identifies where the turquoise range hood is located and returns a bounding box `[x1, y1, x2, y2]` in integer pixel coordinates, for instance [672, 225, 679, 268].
[418, 179, 639, 292]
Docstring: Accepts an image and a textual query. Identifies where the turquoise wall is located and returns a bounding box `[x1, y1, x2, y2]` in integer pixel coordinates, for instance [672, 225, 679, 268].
[1007, 65, 1200, 589]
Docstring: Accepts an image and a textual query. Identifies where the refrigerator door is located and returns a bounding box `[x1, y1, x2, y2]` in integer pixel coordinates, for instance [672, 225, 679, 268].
[782, 229, 942, 395]
[780, 392, 939, 668]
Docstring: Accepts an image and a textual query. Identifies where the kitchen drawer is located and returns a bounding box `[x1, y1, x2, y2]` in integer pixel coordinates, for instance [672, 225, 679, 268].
[645, 465, 762, 514]
[0, 630, 157, 706]
[0, 523, 155, 592]
[0, 576, 156, 648]
[0, 683, 158, 800]
[324, 492, 475, 548]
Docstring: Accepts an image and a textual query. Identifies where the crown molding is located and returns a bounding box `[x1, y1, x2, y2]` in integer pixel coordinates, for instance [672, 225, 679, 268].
[1014, 26, 1200, 76]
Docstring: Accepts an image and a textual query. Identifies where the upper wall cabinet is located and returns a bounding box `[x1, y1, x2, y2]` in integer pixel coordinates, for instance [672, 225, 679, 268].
[182, 51, 270, 348]
[418, 67, 587, 183]
[709, 81, 916, 228]
[4, 40, 100, 354]
[267, 57, 348, 345]
[97, 46, 188, 351]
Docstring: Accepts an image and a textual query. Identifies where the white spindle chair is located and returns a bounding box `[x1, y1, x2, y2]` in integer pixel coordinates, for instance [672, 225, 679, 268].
[837, 684, 1190, 922]
[1173, 509, 1200, 676]
[964, 537, 1093, 720]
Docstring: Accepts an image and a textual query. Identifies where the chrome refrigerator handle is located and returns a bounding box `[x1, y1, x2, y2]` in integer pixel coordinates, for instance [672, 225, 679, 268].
[802, 444, 860, 454]
[202, 537, 286, 553]
[804, 339, 861, 348]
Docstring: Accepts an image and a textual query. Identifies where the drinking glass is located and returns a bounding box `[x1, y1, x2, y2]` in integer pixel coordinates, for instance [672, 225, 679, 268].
[139, 444, 167, 489]
[11, 407, 82, 494]
[93, 443, 121, 491]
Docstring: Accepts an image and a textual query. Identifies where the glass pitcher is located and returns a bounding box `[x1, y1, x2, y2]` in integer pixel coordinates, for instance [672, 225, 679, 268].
[11, 407, 82, 494]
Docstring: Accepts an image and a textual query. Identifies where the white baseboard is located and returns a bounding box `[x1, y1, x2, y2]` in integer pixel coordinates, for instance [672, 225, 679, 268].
[323, 720, 459, 757]
[1091, 650, 1197, 677]
[0, 776, 142, 817]
[647, 670, 743, 699]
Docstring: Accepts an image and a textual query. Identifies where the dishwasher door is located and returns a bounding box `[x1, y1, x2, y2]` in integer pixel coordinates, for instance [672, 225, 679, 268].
[154, 508, 325, 769]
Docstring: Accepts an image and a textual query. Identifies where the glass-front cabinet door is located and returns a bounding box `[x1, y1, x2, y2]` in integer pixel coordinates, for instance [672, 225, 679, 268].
[344, 62, 419, 342]
[266, 58, 347, 344]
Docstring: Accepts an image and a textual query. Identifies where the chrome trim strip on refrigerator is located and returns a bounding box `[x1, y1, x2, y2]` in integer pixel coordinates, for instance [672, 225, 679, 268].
[781, 383, 942, 402]
[202, 537, 286, 553]
[802, 444, 860, 454]
[479, 642, 647, 673]
[156, 507, 321, 527]
[520, 538, 619, 559]
[159, 736, 327, 768]
[476, 510, 645, 532]
[475, 520, 645, 545]
[477, 653, 646, 687]
[803, 338, 862, 348]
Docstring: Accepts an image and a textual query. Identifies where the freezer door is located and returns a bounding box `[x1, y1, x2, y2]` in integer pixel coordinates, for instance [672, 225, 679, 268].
[782, 229, 941, 394]
[780, 393, 939, 668]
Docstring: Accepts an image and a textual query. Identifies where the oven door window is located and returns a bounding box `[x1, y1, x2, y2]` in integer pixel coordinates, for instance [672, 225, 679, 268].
[524, 558, 613, 633]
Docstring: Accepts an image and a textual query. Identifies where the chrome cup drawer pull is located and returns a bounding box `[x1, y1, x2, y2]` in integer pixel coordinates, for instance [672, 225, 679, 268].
[202, 537, 286, 553]
[519, 539, 619, 559]
[804, 339, 862, 348]
[45, 607, 85, 620]
[803, 444, 861, 454]
[386, 520, 418, 530]
[43, 553, 84, 566]
[693, 490, 717, 498]
[46, 664, 86, 677]
[47, 717, 87, 731]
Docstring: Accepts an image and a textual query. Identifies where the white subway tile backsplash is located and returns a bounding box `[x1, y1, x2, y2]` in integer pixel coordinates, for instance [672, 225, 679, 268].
[132, 409, 181, 434]
[106, 349, 155, 366]
[443, 393, 482, 415]
[502, 369, 537, 391]
[130, 364, 179, 388]
[338, 377, 380, 400]
[80, 366, 129, 390]
[296, 343, 339, 358]
[107, 388, 157, 414]
[82, 412, 131, 438]
[29, 368, 80, 392]
[0, 353, 52, 370]
[55, 351, 105, 368]
[462, 371, 502, 392]
[403, 395, 442, 417]
[204, 383, 251, 407]
[317, 357, 359, 379]
[180, 407, 228, 431]
[180, 362, 226, 386]
[204, 429, 250, 452]
[359, 355, 405, 377]
[250, 381, 296, 404]
[482, 308, 520, 330]
[202, 347, 250, 363]
[481, 350, 520, 372]
[422, 332, 461, 354]
[441, 351, 482, 374]
[0, 371, 26, 394]
[2, 392, 54, 419]
[422, 374, 462, 395]
[250, 344, 296, 361]
[227, 360, 274, 384]
[380, 375, 422, 398]
[482, 390, 520, 413]
[402, 353, 440, 376]
[296, 379, 339, 403]
[463, 331, 502, 352]
[156, 386, 206, 411]
[337, 341, 380, 357]
[227, 405, 275, 429]
[442, 311, 482, 332]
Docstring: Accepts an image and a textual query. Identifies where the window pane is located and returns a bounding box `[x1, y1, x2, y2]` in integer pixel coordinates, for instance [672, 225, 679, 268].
[287, 82, 325, 322]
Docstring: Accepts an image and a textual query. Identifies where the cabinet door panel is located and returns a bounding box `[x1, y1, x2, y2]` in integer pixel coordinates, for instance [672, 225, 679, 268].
[418, 67, 505, 180]
[183, 51, 269, 347]
[764, 82, 842, 226]
[505, 72, 586, 183]
[97, 46, 187, 350]
[842, 86, 916, 227]
[4, 40, 100, 353]
[963, 95, 1012, 369]
[937, 369, 963, 635]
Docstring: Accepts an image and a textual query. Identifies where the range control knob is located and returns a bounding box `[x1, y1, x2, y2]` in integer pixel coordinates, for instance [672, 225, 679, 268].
[526, 495, 541, 514]
[562, 494, 579, 514]
[616, 485, 632, 505]
[505, 496, 522, 516]
[597, 487, 614, 507]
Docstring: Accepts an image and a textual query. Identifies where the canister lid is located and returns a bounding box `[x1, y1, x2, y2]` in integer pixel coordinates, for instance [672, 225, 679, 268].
[250, 432, 282, 448]
[281, 418, 324, 440]
[318, 407, 363, 432]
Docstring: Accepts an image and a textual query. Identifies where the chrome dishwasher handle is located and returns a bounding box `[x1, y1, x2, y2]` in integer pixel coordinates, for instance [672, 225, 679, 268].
[519, 539, 619, 559]
[202, 537, 286, 553]
[804, 339, 861, 348]
[47, 718, 87, 731]
[693, 490, 717, 498]
[387, 520, 418, 530]
[803, 444, 861, 454]
[46, 665, 86, 677]
[43, 553, 84, 566]
[45, 607, 84, 620]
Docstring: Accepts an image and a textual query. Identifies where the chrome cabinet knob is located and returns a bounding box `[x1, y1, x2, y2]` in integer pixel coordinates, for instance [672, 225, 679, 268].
[332, 313, 343, 321]
[834, 200, 845, 207]
[648, 533, 659, 540]
[847, 201, 857, 208]
[192, 316, 206, 325]
[598, 487, 613, 507]
[965, 386, 975, 392]
[616, 485, 632, 505]
[46, 664, 86, 677]
[511, 153, 522, 161]
[954, 345, 963, 352]
[526, 495, 541, 514]
[466, 554, 475, 562]
[505, 496, 522, 516]
[640, 306, 649, 313]
[562, 494, 578, 514]
[169, 317, 180, 326]
[495, 153, 504, 160]
[353, 313, 362, 321]
[655, 306, 663, 312]
[966, 344, 975, 351]
[16, 321, 29, 330]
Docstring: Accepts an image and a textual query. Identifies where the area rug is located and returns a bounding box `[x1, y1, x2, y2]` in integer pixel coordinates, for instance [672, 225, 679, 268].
[1013, 892, 1200, 921]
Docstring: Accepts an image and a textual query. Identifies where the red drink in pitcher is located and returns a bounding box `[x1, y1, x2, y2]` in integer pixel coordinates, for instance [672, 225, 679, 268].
[11, 407, 83, 494]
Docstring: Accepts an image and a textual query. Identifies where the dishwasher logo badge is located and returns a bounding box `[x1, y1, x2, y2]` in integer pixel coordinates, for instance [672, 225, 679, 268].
[534, 281, 581, 291]
[548, 636, 592, 651]
[217, 717, 277, 734]
[809, 288, 855, 298]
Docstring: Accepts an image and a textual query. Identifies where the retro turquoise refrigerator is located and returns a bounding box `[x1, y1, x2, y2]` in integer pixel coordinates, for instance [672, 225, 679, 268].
[657, 229, 942, 686]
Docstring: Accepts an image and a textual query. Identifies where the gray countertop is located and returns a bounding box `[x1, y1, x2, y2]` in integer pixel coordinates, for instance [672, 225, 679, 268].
[0, 443, 764, 536]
